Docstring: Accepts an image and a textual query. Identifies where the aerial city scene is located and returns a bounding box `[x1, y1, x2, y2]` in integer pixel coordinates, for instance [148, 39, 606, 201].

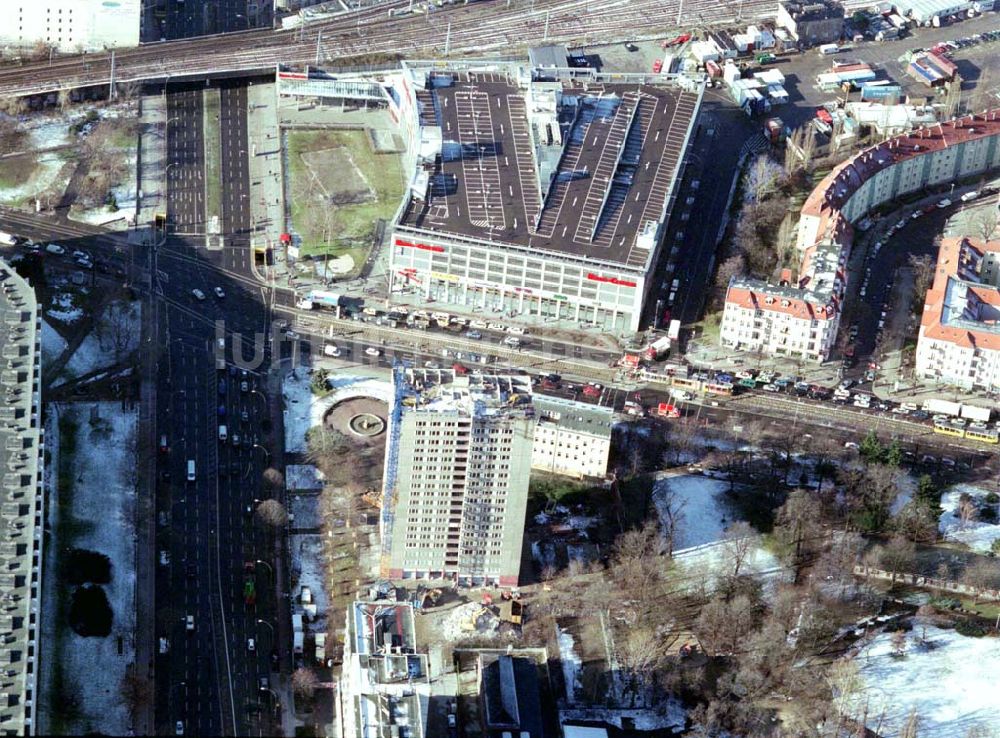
[2, 0, 1000, 736]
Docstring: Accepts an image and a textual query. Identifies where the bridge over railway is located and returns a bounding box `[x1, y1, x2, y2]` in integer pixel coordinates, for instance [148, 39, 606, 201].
[0, 0, 774, 97]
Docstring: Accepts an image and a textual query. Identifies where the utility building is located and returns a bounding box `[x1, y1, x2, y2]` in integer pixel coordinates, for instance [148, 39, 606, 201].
[776, 1, 845, 46]
[380, 369, 536, 587]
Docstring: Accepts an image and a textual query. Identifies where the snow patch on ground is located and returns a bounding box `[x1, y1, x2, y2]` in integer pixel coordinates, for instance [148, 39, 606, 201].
[286, 463, 325, 491]
[290, 534, 330, 624]
[560, 699, 686, 733]
[852, 624, 1000, 737]
[0, 150, 69, 204]
[557, 626, 583, 703]
[46, 292, 84, 324]
[28, 119, 71, 150]
[891, 472, 917, 516]
[283, 368, 392, 453]
[939, 484, 1000, 553]
[654, 474, 791, 592]
[56, 301, 140, 384]
[57, 402, 137, 736]
[653, 474, 734, 551]
[40, 319, 68, 360]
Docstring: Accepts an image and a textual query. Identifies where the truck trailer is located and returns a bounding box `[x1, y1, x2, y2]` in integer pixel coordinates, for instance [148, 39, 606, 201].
[923, 398, 962, 417]
[644, 336, 672, 361]
[960, 404, 992, 423]
[297, 290, 344, 311]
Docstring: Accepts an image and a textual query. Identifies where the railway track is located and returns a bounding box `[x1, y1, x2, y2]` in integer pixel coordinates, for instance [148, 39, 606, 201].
[0, 0, 775, 97]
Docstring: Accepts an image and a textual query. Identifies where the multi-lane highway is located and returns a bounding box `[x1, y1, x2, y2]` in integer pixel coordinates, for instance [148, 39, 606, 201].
[152, 80, 281, 736]
[0, 0, 779, 97]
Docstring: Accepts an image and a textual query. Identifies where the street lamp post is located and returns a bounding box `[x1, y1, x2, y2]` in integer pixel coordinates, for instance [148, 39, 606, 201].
[255, 559, 274, 581]
[252, 443, 271, 463]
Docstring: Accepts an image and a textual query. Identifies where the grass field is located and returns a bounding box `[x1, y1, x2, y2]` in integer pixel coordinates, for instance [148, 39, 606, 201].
[286, 128, 405, 261]
[203, 88, 222, 229]
[0, 154, 37, 190]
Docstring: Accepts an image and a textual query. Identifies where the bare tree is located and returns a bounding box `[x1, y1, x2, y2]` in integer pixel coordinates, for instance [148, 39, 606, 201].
[970, 208, 1000, 242]
[876, 535, 916, 586]
[256, 498, 289, 527]
[656, 482, 686, 559]
[291, 666, 319, 699]
[744, 154, 783, 205]
[900, 708, 920, 738]
[775, 488, 822, 576]
[694, 594, 759, 656]
[609, 519, 663, 592]
[721, 521, 758, 580]
[613, 625, 670, 707]
[890, 629, 907, 658]
[262, 467, 285, 495]
[713, 253, 746, 297]
[97, 301, 137, 361]
[961, 558, 1000, 605]
[958, 493, 978, 530]
[826, 657, 863, 722]
[908, 253, 935, 305]
[120, 664, 153, 717]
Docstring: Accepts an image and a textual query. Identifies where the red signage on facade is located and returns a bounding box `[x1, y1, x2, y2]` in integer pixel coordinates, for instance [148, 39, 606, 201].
[395, 238, 445, 253]
[587, 273, 637, 288]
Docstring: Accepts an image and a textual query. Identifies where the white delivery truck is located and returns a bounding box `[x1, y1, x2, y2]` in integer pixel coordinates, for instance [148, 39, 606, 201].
[819, 43, 840, 55]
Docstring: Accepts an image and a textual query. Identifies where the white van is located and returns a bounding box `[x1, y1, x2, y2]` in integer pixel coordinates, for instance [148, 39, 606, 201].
[218, 425, 228, 442]
[819, 43, 840, 54]
[503, 336, 522, 347]
[323, 344, 343, 357]
[187, 460, 196, 482]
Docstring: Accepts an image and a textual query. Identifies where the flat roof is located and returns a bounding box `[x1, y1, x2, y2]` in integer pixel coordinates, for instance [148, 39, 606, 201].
[399, 71, 699, 270]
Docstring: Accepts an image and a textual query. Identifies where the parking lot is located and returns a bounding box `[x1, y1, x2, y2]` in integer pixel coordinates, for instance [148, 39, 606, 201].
[591, 12, 1000, 130]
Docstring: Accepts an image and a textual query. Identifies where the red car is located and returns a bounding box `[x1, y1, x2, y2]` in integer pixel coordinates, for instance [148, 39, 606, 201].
[652, 59, 663, 74]
[582, 384, 602, 398]
[661, 33, 691, 49]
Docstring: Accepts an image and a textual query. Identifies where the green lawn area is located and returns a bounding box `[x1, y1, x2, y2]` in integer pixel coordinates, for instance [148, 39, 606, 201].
[286, 128, 405, 262]
[0, 154, 38, 190]
[203, 88, 222, 229]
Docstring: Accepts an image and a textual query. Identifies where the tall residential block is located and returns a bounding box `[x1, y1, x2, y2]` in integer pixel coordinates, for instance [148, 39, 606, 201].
[0, 260, 44, 735]
[380, 369, 536, 587]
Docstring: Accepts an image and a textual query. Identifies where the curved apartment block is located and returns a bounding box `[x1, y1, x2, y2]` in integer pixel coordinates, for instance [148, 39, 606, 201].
[721, 108, 1000, 361]
[0, 260, 43, 735]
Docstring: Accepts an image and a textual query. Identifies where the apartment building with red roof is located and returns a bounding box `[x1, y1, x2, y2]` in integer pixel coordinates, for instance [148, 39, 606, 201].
[916, 236, 1000, 391]
[720, 108, 1000, 362]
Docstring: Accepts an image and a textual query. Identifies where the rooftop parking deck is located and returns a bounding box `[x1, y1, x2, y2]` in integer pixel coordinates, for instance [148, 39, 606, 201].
[400, 71, 700, 270]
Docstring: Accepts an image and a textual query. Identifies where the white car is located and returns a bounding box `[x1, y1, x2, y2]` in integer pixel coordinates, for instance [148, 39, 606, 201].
[960, 191, 979, 202]
[72, 249, 91, 261]
[176, 721, 184, 735]
[364, 347, 381, 357]
[247, 638, 255, 651]
[45, 243, 66, 255]
[936, 198, 952, 209]
[214, 287, 225, 299]
[186, 615, 194, 631]
[192, 289, 206, 301]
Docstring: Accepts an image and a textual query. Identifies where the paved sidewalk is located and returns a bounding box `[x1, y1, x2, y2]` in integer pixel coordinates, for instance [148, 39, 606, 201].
[247, 82, 285, 255]
[137, 94, 167, 228]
